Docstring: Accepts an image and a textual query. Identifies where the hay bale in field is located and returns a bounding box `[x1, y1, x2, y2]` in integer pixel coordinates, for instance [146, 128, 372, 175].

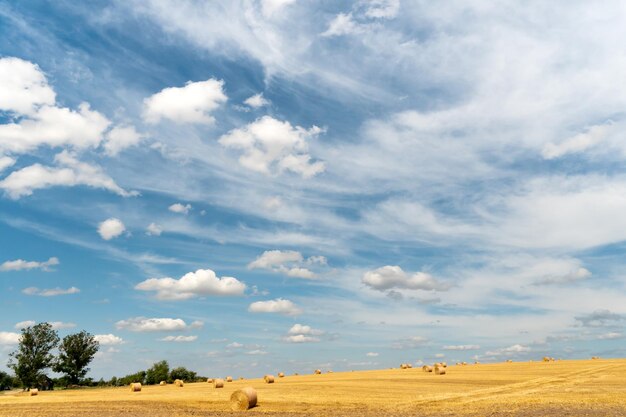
[240, 377, 244, 380]
[160, 381, 167, 386]
[462, 362, 467, 366]
[29, 388, 39, 396]
[174, 379, 184, 387]
[278, 372, 285, 378]
[400, 363, 407, 369]
[441, 362, 447, 368]
[294, 372, 299, 376]
[314, 369, 321, 374]
[231, 387, 257, 411]
[592, 356, 599, 360]
[474, 361, 480, 364]
[506, 359, 513, 363]
[264, 374, 275, 384]
[130, 383, 142, 392]
[422, 365, 433, 372]
[434, 365, 446, 375]
[543, 356, 550, 362]
[328, 370, 333, 373]
[406, 364, 412, 369]
[207, 378, 213, 384]
[213, 378, 224, 388]
[226, 376, 233, 382]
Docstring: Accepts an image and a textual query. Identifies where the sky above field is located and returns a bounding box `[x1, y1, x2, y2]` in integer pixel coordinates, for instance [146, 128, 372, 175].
[1, 0, 626, 379]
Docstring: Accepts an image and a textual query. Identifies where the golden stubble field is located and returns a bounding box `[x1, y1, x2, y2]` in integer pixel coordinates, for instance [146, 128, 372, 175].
[1, 359, 625, 417]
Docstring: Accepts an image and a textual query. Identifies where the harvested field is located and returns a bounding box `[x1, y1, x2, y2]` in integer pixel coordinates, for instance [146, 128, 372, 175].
[1, 359, 626, 416]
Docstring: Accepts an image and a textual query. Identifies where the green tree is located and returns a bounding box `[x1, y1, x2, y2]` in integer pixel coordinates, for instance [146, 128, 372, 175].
[169, 366, 196, 382]
[0, 371, 13, 390]
[53, 331, 99, 385]
[145, 360, 169, 385]
[118, 370, 146, 386]
[8, 323, 59, 390]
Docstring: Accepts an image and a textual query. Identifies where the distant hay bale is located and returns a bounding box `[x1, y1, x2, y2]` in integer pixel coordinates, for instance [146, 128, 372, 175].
[506, 359, 513, 363]
[422, 365, 433, 372]
[543, 356, 550, 362]
[294, 373, 299, 376]
[327, 370, 333, 373]
[29, 388, 39, 396]
[592, 356, 600, 360]
[207, 378, 213, 384]
[226, 376, 233, 382]
[474, 361, 480, 365]
[264, 374, 275, 384]
[239, 377, 244, 380]
[278, 372, 285, 378]
[441, 362, 447, 368]
[213, 378, 224, 388]
[406, 364, 412, 369]
[461, 362, 467, 366]
[231, 387, 258, 411]
[400, 363, 407, 369]
[129, 383, 142, 392]
[434, 365, 446, 375]
[314, 369, 321, 374]
[160, 381, 167, 386]
[174, 379, 184, 387]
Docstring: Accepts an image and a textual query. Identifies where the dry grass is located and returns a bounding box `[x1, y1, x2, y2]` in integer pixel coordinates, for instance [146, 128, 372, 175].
[2, 359, 626, 416]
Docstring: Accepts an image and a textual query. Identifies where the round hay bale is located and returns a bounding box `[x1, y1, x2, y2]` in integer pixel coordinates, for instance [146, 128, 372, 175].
[400, 363, 408, 369]
[239, 377, 244, 380]
[264, 374, 275, 384]
[207, 378, 213, 384]
[174, 379, 184, 387]
[422, 365, 433, 372]
[461, 362, 467, 366]
[543, 356, 550, 362]
[441, 362, 447, 368]
[314, 369, 321, 374]
[506, 359, 513, 363]
[278, 372, 285, 378]
[130, 383, 142, 392]
[406, 364, 412, 369]
[213, 378, 224, 388]
[434, 366, 446, 375]
[29, 388, 39, 396]
[294, 372, 299, 376]
[474, 361, 480, 365]
[230, 387, 257, 411]
[226, 376, 233, 382]
[159, 381, 167, 386]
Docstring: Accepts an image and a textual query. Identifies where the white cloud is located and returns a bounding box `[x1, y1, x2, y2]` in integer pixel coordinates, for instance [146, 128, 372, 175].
[0, 57, 55, 115]
[0, 332, 21, 345]
[284, 334, 319, 343]
[443, 345, 481, 351]
[98, 218, 126, 240]
[287, 324, 323, 336]
[248, 250, 321, 279]
[22, 286, 80, 296]
[597, 332, 622, 340]
[246, 349, 268, 355]
[135, 268, 246, 300]
[94, 334, 125, 345]
[366, 352, 379, 357]
[0, 257, 59, 272]
[0, 151, 136, 199]
[322, 13, 358, 37]
[115, 317, 202, 332]
[14, 321, 36, 329]
[0, 156, 15, 173]
[103, 125, 143, 156]
[364, 0, 400, 19]
[391, 336, 428, 350]
[146, 222, 163, 236]
[159, 335, 198, 342]
[219, 116, 325, 178]
[362, 266, 451, 292]
[485, 344, 531, 357]
[50, 321, 76, 330]
[169, 203, 192, 214]
[143, 79, 227, 124]
[227, 342, 243, 348]
[248, 298, 302, 315]
[244, 93, 269, 108]
[542, 122, 613, 160]
[260, 0, 296, 18]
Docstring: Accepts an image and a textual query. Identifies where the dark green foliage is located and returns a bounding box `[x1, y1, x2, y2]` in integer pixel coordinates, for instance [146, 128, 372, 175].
[145, 360, 169, 385]
[117, 370, 146, 386]
[8, 322, 59, 389]
[0, 371, 13, 390]
[53, 331, 99, 385]
[169, 366, 197, 382]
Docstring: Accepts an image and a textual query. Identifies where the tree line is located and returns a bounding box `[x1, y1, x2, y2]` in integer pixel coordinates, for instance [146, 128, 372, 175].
[1, 322, 205, 391]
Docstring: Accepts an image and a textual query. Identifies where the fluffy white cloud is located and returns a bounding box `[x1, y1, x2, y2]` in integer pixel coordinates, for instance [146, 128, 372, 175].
[260, 0, 296, 17]
[322, 13, 358, 37]
[146, 222, 163, 236]
[485, 344, 531, 357]
[227, 342, 243, 348]
[50, 322, 76, 330]
[22, 287, 80, 296]
[98, 218, 126, 240]
[143, 79, 227, 124]
[219, 116, 325, 178]
[135, 268, 246, 300]
[0, 257, 59, 272]
[0, 332, 21, 345]
[248, 298, 302, 316]
[0, 57, 55, 115]
[443, 345, 481, 351]
[287, 324, 323, 336]
[0, 156, 15, 173]
[159, 335, 197, 342]
[103, 125, 143, 156]
[362, 266, 451, 292]
[542, 122, 613, 160]
[0, 151, 136, 199]
[284, 334, 319, 343]
[14, 321, 36, 329]
[244, 93, 269, 108]
[597, 332, 622, 340]
[248, 250, 323, 279]
[94, 334, 125, 345]
[169, 203, 192, 214]
[366, 352, 379, 357]
[115, 317, 203, 332]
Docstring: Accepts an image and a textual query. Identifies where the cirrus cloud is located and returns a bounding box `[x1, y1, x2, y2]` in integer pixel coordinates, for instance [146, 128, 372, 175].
[115, 317, 203, 332]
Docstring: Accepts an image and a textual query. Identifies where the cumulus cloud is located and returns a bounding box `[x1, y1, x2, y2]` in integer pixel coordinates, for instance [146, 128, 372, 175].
[146, 222, 163, 236]
[219, 116, 325, 178]
[159, 335, 198, 342]
[284, 334, 319, 343]
[248, 250, 324, 279]
[0, 332, 21, 345]
[135, 268, 246, 300]
[115, 317, 203, 332]
[485, 344, 531, 357]
[366, 352, 379, 357]
[103, 125, 143, 156]
[287, 324, 323, 336]
[248, 298, 302, 316]
[244, 93, 269, 108]
[443, 345, 481, 351]
[50, 321, 76, 330]
[0, 257, 59, 272]
[362, 266, 451, 292]
[98, 218, 126, 240]
[143, 79, 227, 124]
[22, 287, 80, 297]
[575, 310, 623, 328]
[0, 151, 136, 199]
[0, 57, 55, 115]
[14, 320, 36, 329]
[169, 203, 192, 214]
[0, 156, 15, 173]
[94, 334, 124, 345]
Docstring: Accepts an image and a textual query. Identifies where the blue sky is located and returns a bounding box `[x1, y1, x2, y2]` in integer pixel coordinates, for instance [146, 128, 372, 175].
[1, 0, 626, 379]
